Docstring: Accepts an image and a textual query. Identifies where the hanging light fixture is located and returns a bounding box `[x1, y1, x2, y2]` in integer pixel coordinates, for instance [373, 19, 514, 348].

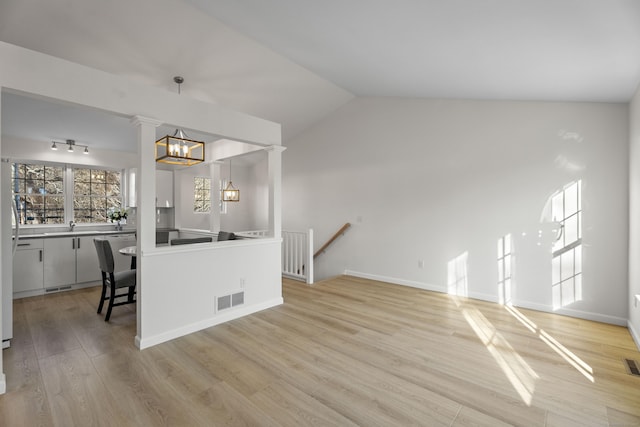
[222, 158, 240, 202]
[50, 139, 89, 154]
[155, 76, 205, 166]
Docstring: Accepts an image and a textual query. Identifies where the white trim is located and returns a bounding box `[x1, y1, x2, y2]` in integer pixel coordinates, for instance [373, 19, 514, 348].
[628, 320, 640, 352]
[0, 373, 5, 395]
[513, 300, 628, 326]
[135, 297, 283, 350]
[141, 237, 281, 257]
[344, 270, 444, 293]
[343, 270, 627, 326]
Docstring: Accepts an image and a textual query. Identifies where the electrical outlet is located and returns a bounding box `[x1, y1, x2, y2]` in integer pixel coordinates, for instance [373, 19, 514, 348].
[240, 278, 245, 288]
[418, 260, 424, 269]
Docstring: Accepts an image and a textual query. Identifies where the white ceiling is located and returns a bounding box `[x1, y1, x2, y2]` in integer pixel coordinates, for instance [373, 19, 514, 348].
[1, 0, 639, 153]
[186, 0, 640, 102]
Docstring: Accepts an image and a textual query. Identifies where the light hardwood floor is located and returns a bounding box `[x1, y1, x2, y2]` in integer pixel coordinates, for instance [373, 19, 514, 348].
[1, 276, 640, 426]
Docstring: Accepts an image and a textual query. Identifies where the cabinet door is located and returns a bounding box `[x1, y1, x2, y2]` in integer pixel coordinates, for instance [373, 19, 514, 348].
[76, 236, 102, 283]
[13, 248, 44, 293]
[43, 237, 77, 288]
[156, 170, 174, 207]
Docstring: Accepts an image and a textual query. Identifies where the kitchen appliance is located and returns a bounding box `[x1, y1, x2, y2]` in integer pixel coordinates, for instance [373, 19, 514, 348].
[1, 158, 15, 348]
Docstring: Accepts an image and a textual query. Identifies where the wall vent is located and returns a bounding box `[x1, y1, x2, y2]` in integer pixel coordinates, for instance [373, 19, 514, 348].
[216, 291, 245, 312]
[624, 359, 640, 377]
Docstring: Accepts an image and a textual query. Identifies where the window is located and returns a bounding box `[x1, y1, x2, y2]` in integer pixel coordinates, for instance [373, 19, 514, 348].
[12, 163, 64, 224]
[73, 168, 122, 223]
[551, 180, 582, 309]
[194, 177, 211, 213]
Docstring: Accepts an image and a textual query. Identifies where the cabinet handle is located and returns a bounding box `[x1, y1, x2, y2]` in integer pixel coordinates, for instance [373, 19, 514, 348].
[77, 237, 80, 249]
[72, 238, 75, 250]
[39, 249, 42, 262]
[17, 243, 31, 247]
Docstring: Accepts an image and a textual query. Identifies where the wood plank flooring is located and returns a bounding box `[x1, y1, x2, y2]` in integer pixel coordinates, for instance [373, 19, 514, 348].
[1, 275, 640, 426]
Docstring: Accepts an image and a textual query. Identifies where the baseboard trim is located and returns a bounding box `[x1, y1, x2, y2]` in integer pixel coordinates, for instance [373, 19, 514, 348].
[513, 300, 628, 326]
[344, 270, 443, 293]
[136, 297, 284, 350]
[628, 321, 640, 351]
[343, 270, 627, 326]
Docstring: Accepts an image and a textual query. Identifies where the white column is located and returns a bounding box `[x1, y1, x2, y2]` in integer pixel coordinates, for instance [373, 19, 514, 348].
[0, 89, 7, 392]
[265, 145, 286, 239]
[210, 161, 223, 232]
[130, 115, 162, 348]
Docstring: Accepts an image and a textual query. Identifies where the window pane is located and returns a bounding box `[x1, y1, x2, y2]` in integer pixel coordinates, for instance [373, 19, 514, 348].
[46, 195, 64, 209]
[74, 209, 92, 223]
[91, 182, 106, 196]
[91, 170, 105, 182]
[105, 170, 120, 183]
[93, 197, 106, 210]
[73, 168, 122, 223]
[74, 168, 91, 182]
[106, 182, 121, 197]
[45, 180, 64, 194]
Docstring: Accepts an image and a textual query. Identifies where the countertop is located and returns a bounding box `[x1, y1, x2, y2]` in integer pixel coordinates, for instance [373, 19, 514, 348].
[16, 230, 136, 240]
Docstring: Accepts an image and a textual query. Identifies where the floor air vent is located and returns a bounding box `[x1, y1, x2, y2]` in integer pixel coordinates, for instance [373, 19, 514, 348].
[216, 291, 245, 312]
[624, 359, 640, 377]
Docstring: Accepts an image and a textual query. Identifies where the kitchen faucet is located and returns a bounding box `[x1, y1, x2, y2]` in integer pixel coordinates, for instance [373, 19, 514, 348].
[69, 220, 76, 231]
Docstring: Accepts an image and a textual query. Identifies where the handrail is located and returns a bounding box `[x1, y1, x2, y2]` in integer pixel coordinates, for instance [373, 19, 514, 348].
[314, 223, 351, 259]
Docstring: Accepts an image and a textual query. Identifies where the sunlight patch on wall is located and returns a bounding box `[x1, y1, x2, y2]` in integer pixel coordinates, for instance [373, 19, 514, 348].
[550, 180, 583, 310]
[447, 252, 468, 297]
[497, 234, 513, 305]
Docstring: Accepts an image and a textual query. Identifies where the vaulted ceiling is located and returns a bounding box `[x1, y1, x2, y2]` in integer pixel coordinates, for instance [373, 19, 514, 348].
[1, 0, 639, 150]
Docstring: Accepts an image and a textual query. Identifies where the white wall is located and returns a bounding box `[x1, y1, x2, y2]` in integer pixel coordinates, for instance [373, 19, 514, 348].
[138, 239, 282, 348]
[284, 97, 629, 324]
[220, 158, 269, 232]
[1, 136, 137, 169]
[177, 157, 269, 232]
[629, 85, 640, 346]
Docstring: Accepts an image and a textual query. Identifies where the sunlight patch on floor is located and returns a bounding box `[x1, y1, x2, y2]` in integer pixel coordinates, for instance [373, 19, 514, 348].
[505, 305, 594, 382]
[461, 305, 538, 405]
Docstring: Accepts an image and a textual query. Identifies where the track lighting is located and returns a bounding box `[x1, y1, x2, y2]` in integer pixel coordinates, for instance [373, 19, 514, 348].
[50, 139, 90, 154]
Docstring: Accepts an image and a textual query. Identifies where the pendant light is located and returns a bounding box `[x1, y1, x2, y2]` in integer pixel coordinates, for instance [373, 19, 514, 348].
[222, 158, 240, 202]
[155, 76, 205, 166]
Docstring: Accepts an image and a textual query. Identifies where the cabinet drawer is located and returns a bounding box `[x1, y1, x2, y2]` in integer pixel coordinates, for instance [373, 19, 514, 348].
[16, 239, 44, 250]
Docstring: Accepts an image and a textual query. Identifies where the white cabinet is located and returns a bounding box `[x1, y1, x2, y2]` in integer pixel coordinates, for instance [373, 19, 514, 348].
[14, 232, 136, 297]
[156, 170, 174, 207]
[13, 239, 44, 292]
[43, 237, 76, 288]
[76, 236, 101, 283]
